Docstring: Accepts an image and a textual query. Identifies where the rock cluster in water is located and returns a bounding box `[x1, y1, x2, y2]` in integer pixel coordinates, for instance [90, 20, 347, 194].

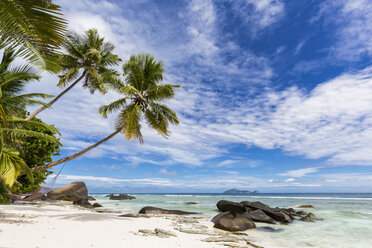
[212, 200, 317, 231]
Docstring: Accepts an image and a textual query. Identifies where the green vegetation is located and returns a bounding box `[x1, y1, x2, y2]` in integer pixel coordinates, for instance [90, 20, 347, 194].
[0, 0, 67, 72]
[0, 1, 180, 202]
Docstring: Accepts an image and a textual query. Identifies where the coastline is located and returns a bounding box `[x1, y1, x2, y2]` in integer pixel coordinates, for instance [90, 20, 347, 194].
[0, 201, 275, 248]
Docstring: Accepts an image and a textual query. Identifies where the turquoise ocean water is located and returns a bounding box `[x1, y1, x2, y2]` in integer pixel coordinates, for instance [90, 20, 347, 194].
[90, 193, 372, 248]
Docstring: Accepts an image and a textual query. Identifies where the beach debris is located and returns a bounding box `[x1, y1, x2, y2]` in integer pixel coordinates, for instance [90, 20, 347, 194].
[109, 194, 136, 200]
[138, 206, 197, 215]
[137, 228, 177, 238]
[246, 240, 265, 248]
[211, 212, 256, 231]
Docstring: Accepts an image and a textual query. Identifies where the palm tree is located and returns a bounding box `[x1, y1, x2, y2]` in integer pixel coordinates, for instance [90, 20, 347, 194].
[0, 49, 60, 187]
[26, 29, 121, 120]
[0, 49, 53, 117]
[0, 0, 68, 72]
[30, 53, 180, 172]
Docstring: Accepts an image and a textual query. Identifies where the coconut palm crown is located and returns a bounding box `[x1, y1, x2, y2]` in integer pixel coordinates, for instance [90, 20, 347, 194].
[99, 53, 180, 143]
[30, 54, 180, 173]
[26, 28, 121, 120]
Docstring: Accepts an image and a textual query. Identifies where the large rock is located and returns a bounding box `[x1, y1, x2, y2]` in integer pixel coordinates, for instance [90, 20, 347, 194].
[109, 194, 136, 200]
[73, 198, 93, 208]
[216, 200, 246, 215]
[241, 201, 292, 223]
[47, 182, 88, 202]
[245, 209, 276, 224]
[211, 212, 256, 231]
[138, 206, 197, 215]
[23, 192, 46, 202]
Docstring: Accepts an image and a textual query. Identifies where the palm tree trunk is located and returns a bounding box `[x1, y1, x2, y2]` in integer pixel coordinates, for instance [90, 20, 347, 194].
[30, 128, 122, 173]
[26, 71, 87, 120]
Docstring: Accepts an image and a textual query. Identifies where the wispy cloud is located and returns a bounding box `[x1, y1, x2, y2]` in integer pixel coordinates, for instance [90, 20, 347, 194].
[278, 168, 320, 178]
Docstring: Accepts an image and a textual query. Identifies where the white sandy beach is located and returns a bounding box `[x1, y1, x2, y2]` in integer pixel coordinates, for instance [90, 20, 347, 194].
[0, 201, 277, 248]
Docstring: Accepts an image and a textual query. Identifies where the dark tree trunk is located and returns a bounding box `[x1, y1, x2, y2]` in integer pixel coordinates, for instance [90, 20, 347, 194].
[30, 128, 122, 172]
[26, 71, 86, 120]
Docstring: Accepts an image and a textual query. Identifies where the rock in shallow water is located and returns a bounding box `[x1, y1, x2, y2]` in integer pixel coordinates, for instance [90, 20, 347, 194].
[109, 194, 135, 200]
[211, 212, 256, 231]
[138, 206, 197, 215]
[257, 226, 284, 232]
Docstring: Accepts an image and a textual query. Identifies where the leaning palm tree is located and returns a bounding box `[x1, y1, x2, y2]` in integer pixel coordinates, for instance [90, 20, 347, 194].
[0, 0, 68, 72]
[26, 29, 121, 120]
[30, 53, 180, 172]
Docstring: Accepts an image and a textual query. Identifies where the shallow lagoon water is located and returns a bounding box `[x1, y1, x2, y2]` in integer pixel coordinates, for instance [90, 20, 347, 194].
[90, 193, 372, 248]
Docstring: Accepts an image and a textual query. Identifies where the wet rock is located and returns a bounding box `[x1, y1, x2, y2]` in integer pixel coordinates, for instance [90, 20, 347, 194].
[185, 202, 198, 205]
[73, 198, 93, 208]
[138, 206, 197, 215]
[211, 212, 256, 232]
[297, 205, 315, 208]
[301, 213, 316, 222]
[244, 209, 276, 224]
[105, 194, 113, 197]
[217, 200, 246, 214]
[109, 194, 136, 200]
[92, 203, 103, 208]
[241, 201, 292, 223]
[257, 226, 284, 232]
[88, 196, 96, 201]
[47, 182, 88, 202]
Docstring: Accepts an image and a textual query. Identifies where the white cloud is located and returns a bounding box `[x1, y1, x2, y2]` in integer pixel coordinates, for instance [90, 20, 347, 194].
[159, 168, 177, 176]
[279, 168, 319, 178]
[231, 0, 285, 35]
[284, 178, 296, 182]
[315, 0, 372, 61]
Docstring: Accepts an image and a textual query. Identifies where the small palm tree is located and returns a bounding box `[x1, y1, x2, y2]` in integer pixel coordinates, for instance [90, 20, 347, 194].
[31, 53, 180, 172]
[0, 49, 60, 187]
[26, 29, 121, 120]
[0, 0, 67, 72]
[0, 49, 52, 117]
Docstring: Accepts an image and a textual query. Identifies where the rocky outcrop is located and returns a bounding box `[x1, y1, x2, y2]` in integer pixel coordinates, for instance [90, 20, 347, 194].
[241, 201, 293, 223]
[211, 212, 256, 231]
[138, 206, 197, 215]
[22, 192, 46, 202]
[297, 205, 315, 208]
[88, 196, 96, 201]
[109, 194, 136, 200]
[73, 198, 93, 208]
[47, 182, 88, 202]
[300, 213, 316, 222]
[92, 203, 103, 208]
[212, 200, 320, 232]
[216, 200, 246, 214]
[244, 209, 276, 224]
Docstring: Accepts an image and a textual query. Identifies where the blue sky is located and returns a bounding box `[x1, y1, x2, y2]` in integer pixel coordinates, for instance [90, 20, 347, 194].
[26, 0, 372, 193]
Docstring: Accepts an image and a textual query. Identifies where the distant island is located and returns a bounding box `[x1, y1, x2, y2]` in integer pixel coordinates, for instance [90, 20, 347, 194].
[223, 188, 259, 194]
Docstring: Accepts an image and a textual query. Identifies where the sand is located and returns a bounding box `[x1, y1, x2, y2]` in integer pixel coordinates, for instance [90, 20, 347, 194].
[0, 201, 267, 248]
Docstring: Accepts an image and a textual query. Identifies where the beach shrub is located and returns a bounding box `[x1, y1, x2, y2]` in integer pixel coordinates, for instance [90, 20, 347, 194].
[12, 117, 61, 193]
